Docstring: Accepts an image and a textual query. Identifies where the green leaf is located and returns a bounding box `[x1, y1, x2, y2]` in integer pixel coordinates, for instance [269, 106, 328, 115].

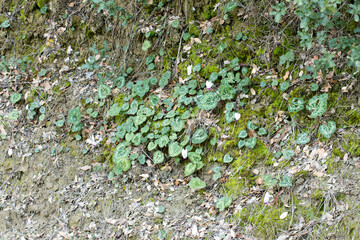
[158, 135, 169, 148]
[296, 132, 310, 145]
[235, 32, 243, 41]
[188, 152, 201, 163]
[67, 107, 81, 124]
[149, 95, 160, 106]
[183, 32, 191, 41]
[198, 92, 220, 111]
[71, 122, 83, 132]
[10, 93, 22, 104]
[192, 128, 208, 144]
[147, 141, 157, 151]
[279, 50, 294, 67]
[282, 149, 295, 160]
[288, 98, 305, 113]
[158, 77, 168, 89]
[238, 140, 245, 148]
[247, 121, 258, 130]
[39, 114, 45, 121]
[55, 119, 65, 127]
[134, 115, 147, 126]
[39, 69, 47, 76]
[189, 177, 206, 190]
[218, 83, 235, 100]
[153, 151, 165, 164]
[245, 137, 257, 148]
[306, 93, 328, 118]
[279, 175, 292, 187]
[180, 135, 190, 147]
[310, 83, 319, 91]
[257, 128, 267, 136]
[115, 76, 126, 89]
[223, 154, 233, 163]
[98, 84, 111, 99]
[209, 72, 218, 82]
[193, 63, 201, 73]
[132, 133, 142, 146]
[184, 162, 196, 176]
[1, 20, 10, 28]
[134, 81, 150, 98]
[171, 117, 185, 132]
[113, 143, 131, 166]
[224, 1, 237, 13]
[216, 196, 232, 212]
[171, 20, 180, 28]
[238, 130, 248, 139]
[7, 110, 19, 120]
[168, 142, 182, 157]
[319, 121, 336, 139]
[225, 102, 235, 111]
[142, 40, 152, 51]
[225, 111, 235, 123]
[108, 103, 121, 117]
[280, 81, 290, 91]
[263, 174, 277, 188]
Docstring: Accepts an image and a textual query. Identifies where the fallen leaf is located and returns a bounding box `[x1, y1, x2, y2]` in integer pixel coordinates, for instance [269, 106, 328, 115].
[79, 165, 91, 171]
[250, 88, 256, 95]
[283, 71, 290, 80]
[280, 212, 288, 219]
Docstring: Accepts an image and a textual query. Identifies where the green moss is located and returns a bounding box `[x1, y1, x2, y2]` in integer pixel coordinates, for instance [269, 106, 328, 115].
[36, 0, 50, 8]
[312, 189, 324, 201]
[200, 63, 219, 79]
[332, 148, 345, 158]
[225, 140, 270, 195]
[189, 24, 200, 37]
[344, 136, 360, 156]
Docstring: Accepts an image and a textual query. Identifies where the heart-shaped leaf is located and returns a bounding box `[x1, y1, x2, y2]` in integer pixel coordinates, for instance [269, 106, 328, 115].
[245, 137, 257, 148]
[153, 151, 164, 164]
[10, 93, 22, 104]
[319, 121, 336, 139]
[188, 152, 201, 163]
[282, 149, 295, 160]
[279, 175, 292, 187]
[225, 111, 235, 123]
[168, 142, 182, 157]
[296, 132, 310, 145]
[238, 140, 245, 148]
[306, 93, 328, 118]
[238, 130, 248, 139]
[257, 127, 267, 136]
[147, 142, 157, 151]
[108, 103, 121, 117]
[98, 84, 111, 99]
[184, 162, 197, 176]
[158, 135, 169, 148]
[263, 174, 277, 188]
[149, 95, 160, 106]
[68, 107, 81, 124]
[198, 92, 220, 111]
[192, 128, 208, 144]
[288, 98, 304, 113]
[247, 121, 258, 130]
[189, 177, 206, 190]
[132, 133, 142, 146]
[223, 154, 234, 163]
[134, 115, 147, 126]
[113, 143, 130, 166]
[216, 196, 232, 212]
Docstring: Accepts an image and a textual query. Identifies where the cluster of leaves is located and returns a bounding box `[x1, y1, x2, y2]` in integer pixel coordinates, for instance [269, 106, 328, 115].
[271, 0, 360, 75]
